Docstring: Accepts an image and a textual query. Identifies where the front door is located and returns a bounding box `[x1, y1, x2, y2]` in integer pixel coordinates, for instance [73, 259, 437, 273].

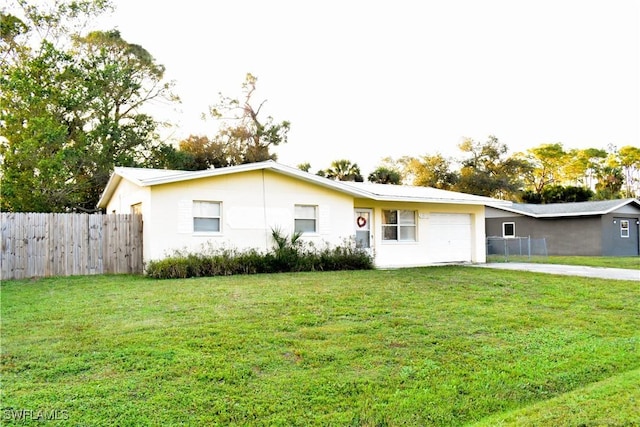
[610, 217, 639, 256]
[354, 209, 373, 254]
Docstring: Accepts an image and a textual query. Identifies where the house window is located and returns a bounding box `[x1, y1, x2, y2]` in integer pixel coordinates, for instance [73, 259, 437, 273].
[294, 205, 317, 233]
[193, 201, 221, 232]
[620, 220, 629, 238]
[502, 222, 515, 238]
[382, 209, 416, 241]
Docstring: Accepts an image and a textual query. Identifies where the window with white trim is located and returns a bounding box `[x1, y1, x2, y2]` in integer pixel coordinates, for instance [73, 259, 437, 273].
[193, 201, 221, 232]
[620, 220, 629, 238]
[382, 209, 416, 241]
[502, 222, 515, 238]
[294, 205, 317, 233]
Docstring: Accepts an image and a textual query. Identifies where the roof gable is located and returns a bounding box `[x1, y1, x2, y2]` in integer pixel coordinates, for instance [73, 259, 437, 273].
[98, 160, 510, 208]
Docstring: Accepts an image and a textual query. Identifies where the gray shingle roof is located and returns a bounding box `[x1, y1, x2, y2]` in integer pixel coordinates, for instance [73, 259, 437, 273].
[491, 198, 640, 218]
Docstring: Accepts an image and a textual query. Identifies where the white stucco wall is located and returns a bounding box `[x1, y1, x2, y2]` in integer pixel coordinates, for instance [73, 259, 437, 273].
[144, 170, 355, 261]
[104, 178, 151, 215]
[103, 169, 488, 268]
[355, 200, 486, 268]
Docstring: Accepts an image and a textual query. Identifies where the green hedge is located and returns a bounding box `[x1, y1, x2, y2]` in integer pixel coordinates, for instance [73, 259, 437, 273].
[145, 231, 374, 279]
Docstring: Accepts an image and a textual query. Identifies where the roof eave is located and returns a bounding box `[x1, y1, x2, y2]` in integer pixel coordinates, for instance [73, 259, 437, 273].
[96, 174, 122, 209]
[534, 211, 608, 218]
[366, 195, 503, 205]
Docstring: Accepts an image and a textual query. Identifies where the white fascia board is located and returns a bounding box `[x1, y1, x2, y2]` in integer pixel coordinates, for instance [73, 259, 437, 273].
[362, 195, 504, 205]
[96, 174, 122, 208]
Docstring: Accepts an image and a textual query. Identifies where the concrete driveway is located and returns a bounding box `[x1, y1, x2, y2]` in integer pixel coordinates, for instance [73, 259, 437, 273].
[473, 262, 640, 281]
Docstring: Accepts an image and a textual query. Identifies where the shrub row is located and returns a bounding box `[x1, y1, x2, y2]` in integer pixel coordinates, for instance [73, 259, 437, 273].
[145, 232, 374, 279]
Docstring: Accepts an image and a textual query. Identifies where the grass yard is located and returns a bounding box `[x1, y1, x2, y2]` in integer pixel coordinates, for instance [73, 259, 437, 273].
[487, 255, 640, 270]
[1, 267, 639, 426]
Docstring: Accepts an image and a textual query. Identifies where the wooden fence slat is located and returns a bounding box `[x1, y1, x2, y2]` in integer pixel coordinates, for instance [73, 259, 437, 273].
[46, 214, 53, 277]
[119, 216, 126, 273]
[16, 213, 25, 279]
[131, 214, 143, 273]
[103, 215, 113, 274]
[56, 214, 66, 277]
[0, 213, 143, 280]
[88, 215, 100, 274]
[0, 213, 10, 279]
[33, 213, 44, 277]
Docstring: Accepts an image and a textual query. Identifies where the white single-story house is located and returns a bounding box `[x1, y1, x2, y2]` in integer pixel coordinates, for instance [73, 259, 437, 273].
[97, 160, 509, 268]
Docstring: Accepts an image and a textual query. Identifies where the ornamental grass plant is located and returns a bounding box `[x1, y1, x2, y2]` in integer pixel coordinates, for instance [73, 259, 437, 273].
[145, 229, 373, 279]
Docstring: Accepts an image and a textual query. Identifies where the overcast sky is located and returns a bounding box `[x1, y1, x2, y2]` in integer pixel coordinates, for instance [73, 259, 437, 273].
[99, 0, 639, 174]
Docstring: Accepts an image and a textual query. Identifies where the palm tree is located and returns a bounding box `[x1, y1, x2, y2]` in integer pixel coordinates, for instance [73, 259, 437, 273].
[367, 167, 402, 184]
[324, 159, 363, 182]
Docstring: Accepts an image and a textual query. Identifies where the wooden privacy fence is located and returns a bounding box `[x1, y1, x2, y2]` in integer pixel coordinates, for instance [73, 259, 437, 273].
[1, 213, 143, 280]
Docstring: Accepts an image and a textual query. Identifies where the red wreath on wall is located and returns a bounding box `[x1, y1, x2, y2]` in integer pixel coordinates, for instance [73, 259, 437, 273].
[356, 216, 367, 228]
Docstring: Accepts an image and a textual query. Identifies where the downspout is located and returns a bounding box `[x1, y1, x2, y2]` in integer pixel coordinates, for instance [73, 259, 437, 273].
[262, 170, 269, 250]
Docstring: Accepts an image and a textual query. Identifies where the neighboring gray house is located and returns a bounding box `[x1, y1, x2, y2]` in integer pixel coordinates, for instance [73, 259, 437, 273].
[485, 198, 640, 257]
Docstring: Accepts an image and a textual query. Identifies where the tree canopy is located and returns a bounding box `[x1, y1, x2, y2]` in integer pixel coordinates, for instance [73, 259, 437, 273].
[455, 136, 530, 199]
[1, 0, 179, 212]
[1, 2, 637, 211]
[367, 167, 402, 185]
[166, 73, 291, 170]
[303, 138, 639, 202]
[394, 154, 459, 189]
[359, 139, 638, 202]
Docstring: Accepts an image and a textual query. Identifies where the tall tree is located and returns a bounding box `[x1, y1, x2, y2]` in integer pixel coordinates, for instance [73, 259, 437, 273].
[515, 142, 568, 196]
[593, 150, 625, 200]
[174, 134, 238, 170]
[205, 73, 290, 165]
[1, 1, 109, 212]
[595, 166, 624, 199]
[618, 145, 640, 197]
[1, 1, 179, 212]
[72, 29, 180, 204]
[395, 154, 458, 189]
[1, 41, 88, 211]
[455, 136, 530, 199]
[562, 148, 607, 188]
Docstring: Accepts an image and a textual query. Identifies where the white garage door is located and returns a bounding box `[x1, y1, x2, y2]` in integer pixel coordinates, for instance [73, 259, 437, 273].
[427, 213, 472, 263]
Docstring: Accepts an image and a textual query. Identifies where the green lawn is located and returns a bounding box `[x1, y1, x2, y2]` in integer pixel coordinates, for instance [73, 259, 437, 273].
[487, 255, 640, 270]
[2, 267, 639, 426]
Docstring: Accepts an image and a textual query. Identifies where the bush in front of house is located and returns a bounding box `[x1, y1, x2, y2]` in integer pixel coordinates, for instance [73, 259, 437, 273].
[145, 230, 374, 279]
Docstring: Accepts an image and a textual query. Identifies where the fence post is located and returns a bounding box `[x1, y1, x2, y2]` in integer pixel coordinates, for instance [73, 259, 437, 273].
[505, 238, 509, 260]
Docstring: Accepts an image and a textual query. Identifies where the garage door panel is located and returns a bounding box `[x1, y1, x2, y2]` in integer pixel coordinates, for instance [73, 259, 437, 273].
[427, 214, 472, 263]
